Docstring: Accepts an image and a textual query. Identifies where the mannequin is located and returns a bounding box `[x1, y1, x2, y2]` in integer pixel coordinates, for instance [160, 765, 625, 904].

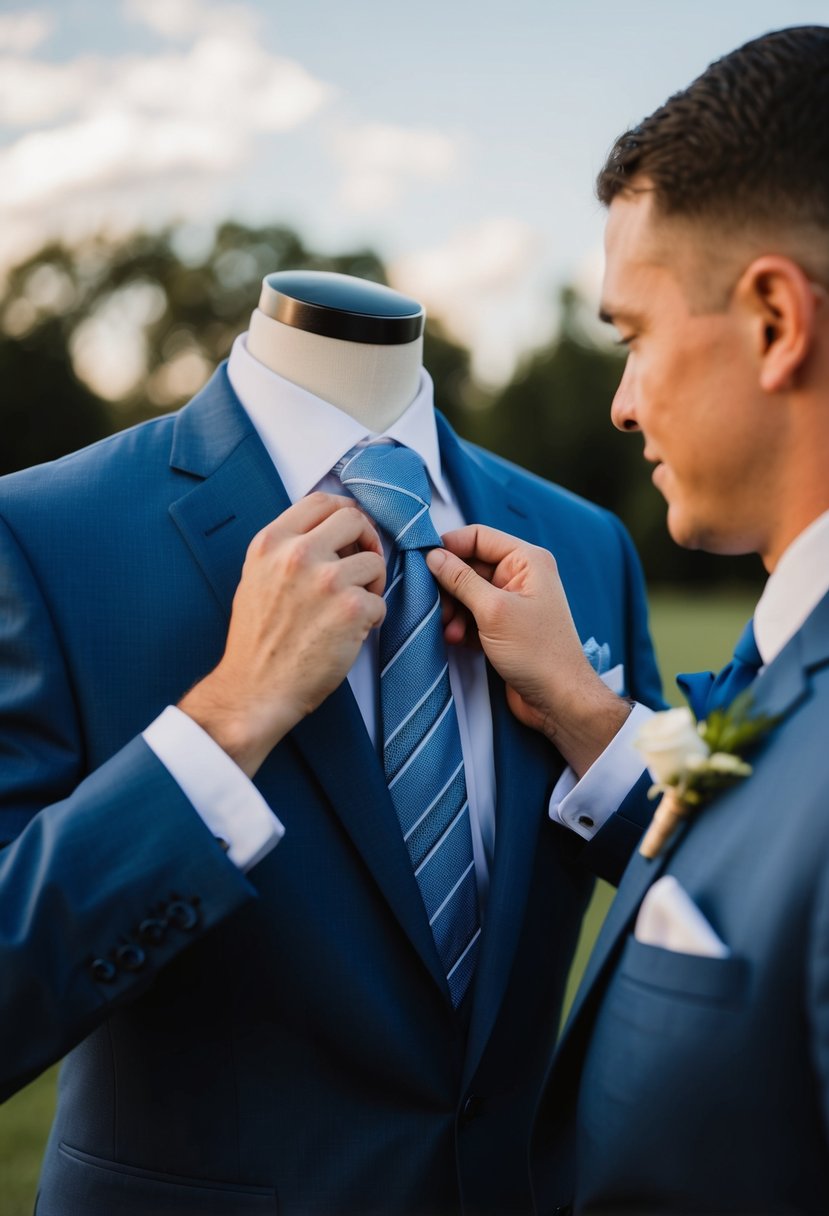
[246, 270, 425, 431]
[0, 252, 663, 1215]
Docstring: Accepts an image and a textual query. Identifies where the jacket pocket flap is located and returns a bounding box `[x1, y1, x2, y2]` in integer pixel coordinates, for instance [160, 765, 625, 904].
[619, 935, 750, 1005]
[40, 1142, 278, 1215]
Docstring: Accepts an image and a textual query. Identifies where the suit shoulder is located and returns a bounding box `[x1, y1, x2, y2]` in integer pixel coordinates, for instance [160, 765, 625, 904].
[0, 412, 178, 517]
[460, 437, 627, 534]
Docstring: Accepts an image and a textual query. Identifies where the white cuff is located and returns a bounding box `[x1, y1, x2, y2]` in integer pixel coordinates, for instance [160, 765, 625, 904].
[549, 702, 652, 841]
[143, 705, 284, 871]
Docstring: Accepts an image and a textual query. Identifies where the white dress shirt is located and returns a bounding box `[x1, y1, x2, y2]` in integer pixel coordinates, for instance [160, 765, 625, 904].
[562, 508, 829, 836]
[753, 510, 829, 665]
[145, 334, 645, 876]
[146, 335, 503, 891]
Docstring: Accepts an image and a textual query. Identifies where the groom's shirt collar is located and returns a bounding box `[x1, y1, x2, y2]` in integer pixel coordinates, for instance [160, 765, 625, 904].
[754, 509, 829, 665]
[226, 333, 450, 506]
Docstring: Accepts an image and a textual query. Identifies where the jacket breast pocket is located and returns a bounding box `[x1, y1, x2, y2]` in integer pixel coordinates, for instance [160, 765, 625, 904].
[577, 935, 752, 1148]
[36, 1142, 278, 1216]
[613, 934, 750, 1030]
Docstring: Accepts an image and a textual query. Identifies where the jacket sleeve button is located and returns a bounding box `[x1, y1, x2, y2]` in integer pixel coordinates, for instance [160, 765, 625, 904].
[90, 958, 117, 983]
[115, 942, 147, 972]
[138, 917, 167, 945]
[167, 900, 199, 931]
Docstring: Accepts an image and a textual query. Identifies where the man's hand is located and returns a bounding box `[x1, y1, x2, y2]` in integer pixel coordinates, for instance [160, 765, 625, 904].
[426, 525, 631, 776]
[180, 493, 386, 778]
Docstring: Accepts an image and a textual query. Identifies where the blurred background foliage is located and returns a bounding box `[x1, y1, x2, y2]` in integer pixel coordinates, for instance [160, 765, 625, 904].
[0, 221, 763, 590]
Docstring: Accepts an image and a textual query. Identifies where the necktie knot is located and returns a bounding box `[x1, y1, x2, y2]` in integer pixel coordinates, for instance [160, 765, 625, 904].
[338, 443, 442, 552]
[677, 618, 762, 719]
[732, 618, 762, 670]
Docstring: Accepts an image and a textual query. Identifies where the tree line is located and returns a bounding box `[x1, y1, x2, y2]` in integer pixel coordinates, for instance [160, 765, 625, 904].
[0, 221, 762, 587]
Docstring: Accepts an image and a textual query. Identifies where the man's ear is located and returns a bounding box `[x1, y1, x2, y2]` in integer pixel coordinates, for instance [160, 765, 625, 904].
[733, 255, 820, 392]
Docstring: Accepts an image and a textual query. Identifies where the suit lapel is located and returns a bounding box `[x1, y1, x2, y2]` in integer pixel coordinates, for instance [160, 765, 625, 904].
[560, 587, 829, 1053]
[561, 842, 678, 1042]
[435, 417, 564, 1078]
[168, 367, 448, 994]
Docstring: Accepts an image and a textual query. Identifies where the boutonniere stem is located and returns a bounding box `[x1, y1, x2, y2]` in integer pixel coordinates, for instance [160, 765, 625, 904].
[635, 696, 778, 860]
[639, 787, 689, 859]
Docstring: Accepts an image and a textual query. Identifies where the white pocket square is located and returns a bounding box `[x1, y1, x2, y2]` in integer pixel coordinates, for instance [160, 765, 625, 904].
[634, 875, 730, 958]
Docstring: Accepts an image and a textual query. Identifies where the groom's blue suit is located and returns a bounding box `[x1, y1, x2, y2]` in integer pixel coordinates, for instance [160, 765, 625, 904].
[533, 588, 829, 1214]
[0, 366, 661, 1215]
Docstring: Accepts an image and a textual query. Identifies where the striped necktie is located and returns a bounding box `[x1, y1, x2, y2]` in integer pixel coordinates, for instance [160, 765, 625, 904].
[338, 442, 481, 1007]
[677, 618, 762, 719]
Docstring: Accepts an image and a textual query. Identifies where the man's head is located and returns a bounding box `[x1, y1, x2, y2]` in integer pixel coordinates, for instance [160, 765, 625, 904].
[598, 26, 829, 270]
[598, 26, 829, 569]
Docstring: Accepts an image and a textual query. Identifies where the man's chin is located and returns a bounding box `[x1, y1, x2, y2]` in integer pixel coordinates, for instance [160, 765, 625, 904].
[666, 508, 754, 557]
[665, 506, 702, 551]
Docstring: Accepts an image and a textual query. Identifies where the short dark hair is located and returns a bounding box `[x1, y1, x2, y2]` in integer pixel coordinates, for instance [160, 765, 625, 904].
[597, 26, 829, 234]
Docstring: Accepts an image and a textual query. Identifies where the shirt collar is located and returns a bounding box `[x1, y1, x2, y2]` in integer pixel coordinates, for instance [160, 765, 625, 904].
[226, 333, 450, 506]
[754, 508, 829, 665]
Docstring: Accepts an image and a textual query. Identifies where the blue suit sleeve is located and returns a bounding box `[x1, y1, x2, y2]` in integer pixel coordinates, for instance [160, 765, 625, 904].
[0, 513, 256, 1103]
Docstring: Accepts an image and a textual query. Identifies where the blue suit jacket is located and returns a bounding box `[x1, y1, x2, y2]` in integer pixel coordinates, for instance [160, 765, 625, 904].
[0, 366, 661, 1216]
[533, 588, 829, 1215]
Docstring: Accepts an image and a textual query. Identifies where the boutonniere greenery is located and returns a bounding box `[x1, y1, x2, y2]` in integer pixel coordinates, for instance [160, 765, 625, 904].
[634, 693, 779, 859]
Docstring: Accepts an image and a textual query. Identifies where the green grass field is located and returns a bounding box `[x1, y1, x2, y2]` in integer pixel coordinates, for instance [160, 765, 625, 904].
[0, 587, 757, 1213]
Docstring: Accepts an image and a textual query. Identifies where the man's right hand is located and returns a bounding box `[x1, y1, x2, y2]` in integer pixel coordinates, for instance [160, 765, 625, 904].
[426, 525, 631, 777]
[179, 493, 386, 777]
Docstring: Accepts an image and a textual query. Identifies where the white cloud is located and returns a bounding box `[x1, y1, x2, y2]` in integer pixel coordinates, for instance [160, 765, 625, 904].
[123, 0, 259, 42]
[0, 54, 94, 126]
[334, 122, 457, 214]
[117, 37, 328, 133]
[0, 110, 240, 211]
[391, 218, 552, 385]
[0, 10, 54, 55]
[0, 15, 332, 263]
[0, 37, 329, 134]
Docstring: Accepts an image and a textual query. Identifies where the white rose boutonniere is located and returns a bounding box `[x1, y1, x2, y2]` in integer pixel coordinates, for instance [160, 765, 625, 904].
[635, 697, 778, 859]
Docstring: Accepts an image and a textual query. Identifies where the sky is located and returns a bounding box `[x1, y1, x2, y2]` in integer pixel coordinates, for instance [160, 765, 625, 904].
[2, 0, 828, 385]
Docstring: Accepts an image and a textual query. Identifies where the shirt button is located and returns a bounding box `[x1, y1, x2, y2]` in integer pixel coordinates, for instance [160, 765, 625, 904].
[578, 814, 594, 829]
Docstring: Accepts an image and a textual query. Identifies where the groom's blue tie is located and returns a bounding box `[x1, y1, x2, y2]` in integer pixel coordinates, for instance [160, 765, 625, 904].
[338, 442, 481, 1008]
[677, 618, 762, 719]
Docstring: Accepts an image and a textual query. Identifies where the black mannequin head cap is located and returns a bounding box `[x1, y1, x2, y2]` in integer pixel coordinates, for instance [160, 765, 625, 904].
[259, 271, 425, 346]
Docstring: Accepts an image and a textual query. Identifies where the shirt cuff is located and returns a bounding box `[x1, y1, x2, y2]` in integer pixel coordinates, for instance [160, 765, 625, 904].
[143, 705, 284, 871]
[549, 702, 653, 841]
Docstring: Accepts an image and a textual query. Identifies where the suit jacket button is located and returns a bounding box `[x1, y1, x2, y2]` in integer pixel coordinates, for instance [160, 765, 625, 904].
[138, 917, 167, 945]
[167, 900, 199, 931]
[461, 1094, 483, 1123]
[116, 942, 147, 972]
[90, 958, 117, 983]
[552, 1207, 573, 1215]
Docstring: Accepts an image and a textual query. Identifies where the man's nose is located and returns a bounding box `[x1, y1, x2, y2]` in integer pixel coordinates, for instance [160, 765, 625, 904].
[610, 364, 640, 432]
